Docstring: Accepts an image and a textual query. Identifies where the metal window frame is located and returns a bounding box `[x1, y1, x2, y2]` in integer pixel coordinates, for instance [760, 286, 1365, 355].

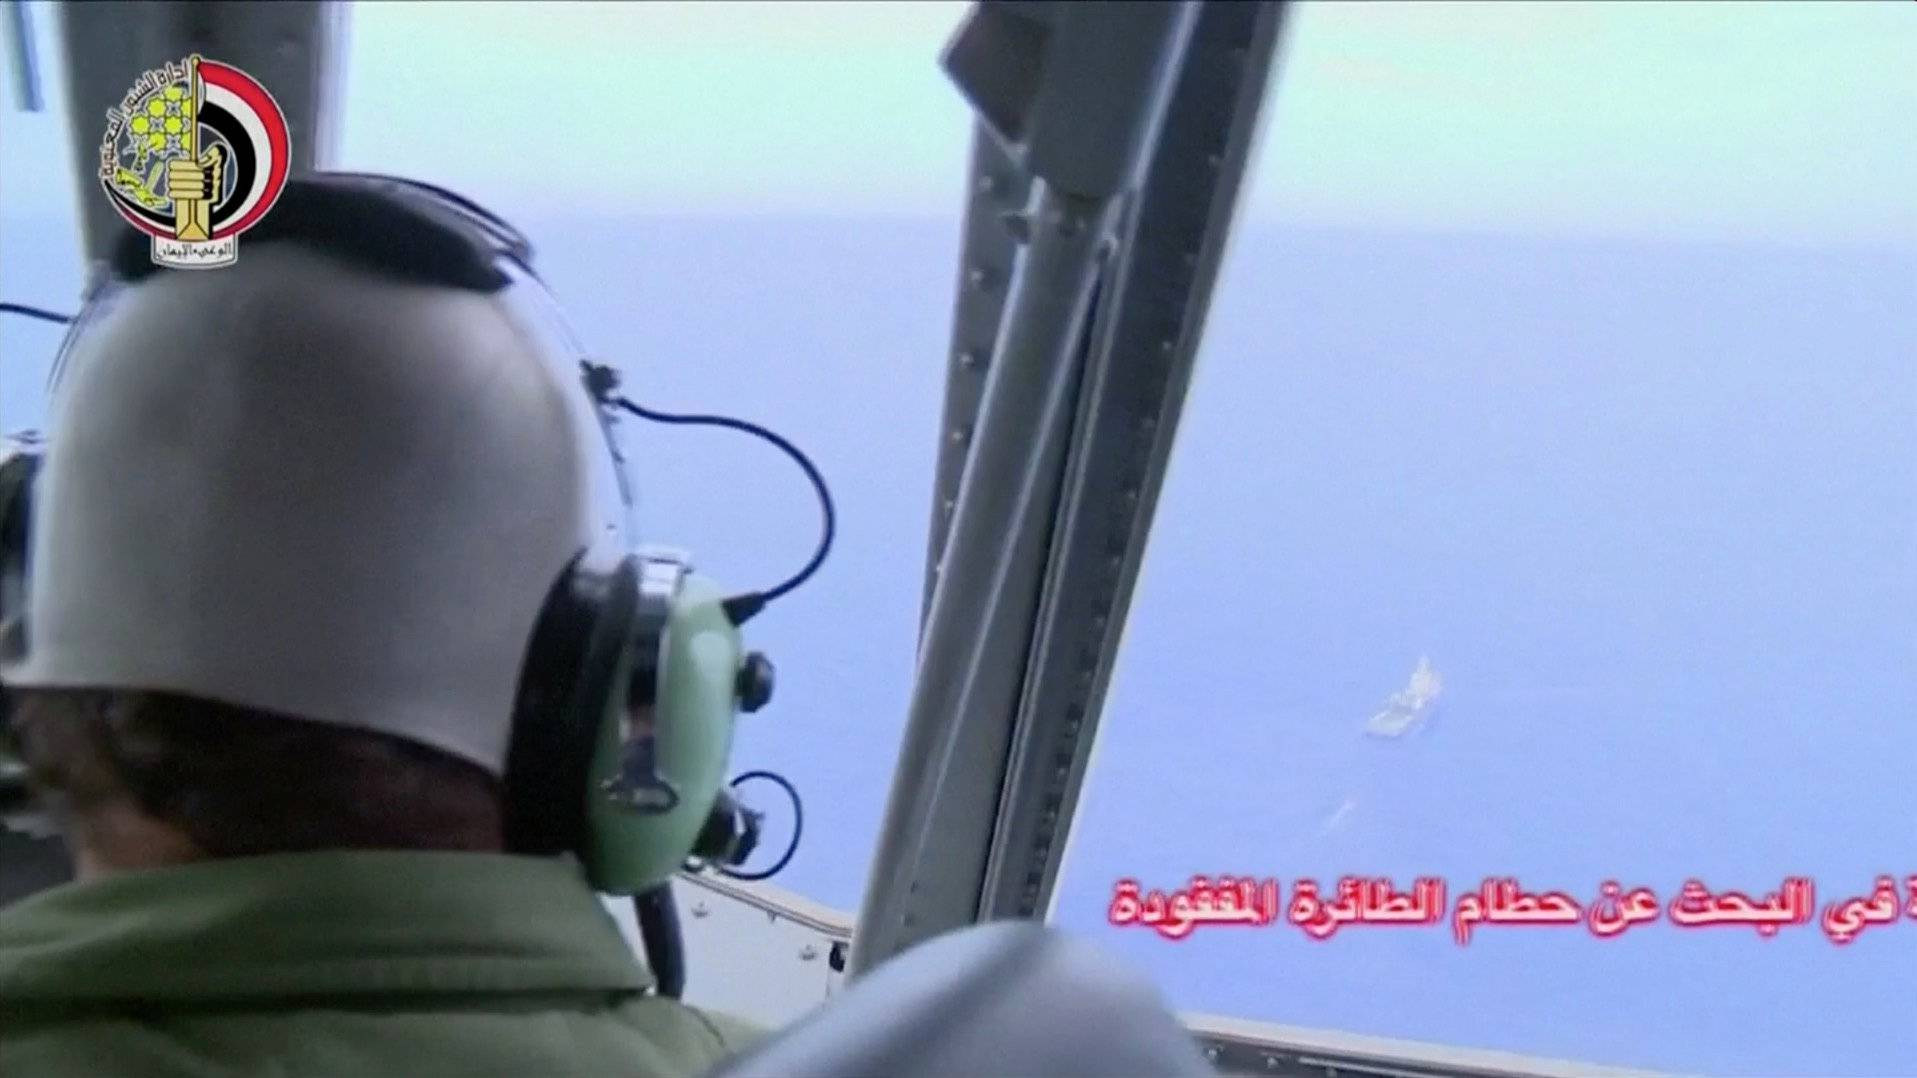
[852, 0, 1284, 966]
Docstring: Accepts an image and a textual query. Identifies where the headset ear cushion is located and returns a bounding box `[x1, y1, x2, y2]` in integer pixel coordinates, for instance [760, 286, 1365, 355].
[0, 449, 35, 559]
[503, 551, 638, 856]
[0, 448, 39, 665]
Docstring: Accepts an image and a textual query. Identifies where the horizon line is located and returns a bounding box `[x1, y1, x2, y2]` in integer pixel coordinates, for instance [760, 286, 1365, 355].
[3, 209, 1913, 263]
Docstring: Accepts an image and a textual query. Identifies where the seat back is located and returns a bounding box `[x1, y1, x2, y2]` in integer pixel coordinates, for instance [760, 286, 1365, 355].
[711, 921, 1213, 1077]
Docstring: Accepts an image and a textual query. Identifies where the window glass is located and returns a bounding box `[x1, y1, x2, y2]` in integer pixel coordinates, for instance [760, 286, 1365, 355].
[1054, 3, 1917, 1074]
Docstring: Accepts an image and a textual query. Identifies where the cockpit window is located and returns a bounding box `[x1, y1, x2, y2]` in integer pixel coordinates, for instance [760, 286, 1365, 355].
[1055, 3, 1917, 1074]
[16, 2, 1915, 1070]
[341, 1, 974, 910]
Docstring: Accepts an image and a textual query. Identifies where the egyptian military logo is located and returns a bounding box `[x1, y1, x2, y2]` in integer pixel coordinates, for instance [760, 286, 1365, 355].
[97, 55, 290, 269]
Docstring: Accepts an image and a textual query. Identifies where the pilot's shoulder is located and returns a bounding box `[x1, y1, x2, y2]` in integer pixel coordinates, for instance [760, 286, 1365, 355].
[613, 996, 770, 1069]
[2, 1001, 770, 1078]
[688, 1006, 771, 1052]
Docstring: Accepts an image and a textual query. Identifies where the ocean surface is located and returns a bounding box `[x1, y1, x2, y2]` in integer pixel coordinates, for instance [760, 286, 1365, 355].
[4, 214, 1914, 1075]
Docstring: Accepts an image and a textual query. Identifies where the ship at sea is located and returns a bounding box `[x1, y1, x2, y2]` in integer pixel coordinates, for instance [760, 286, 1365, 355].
[1364, 656, 1442, 738]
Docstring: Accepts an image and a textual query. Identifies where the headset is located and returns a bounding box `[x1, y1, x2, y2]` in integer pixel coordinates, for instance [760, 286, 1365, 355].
[0, 173, 823, 913]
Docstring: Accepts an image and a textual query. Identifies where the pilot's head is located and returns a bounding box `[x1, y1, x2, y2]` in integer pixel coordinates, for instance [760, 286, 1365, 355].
[2, 196, 618, 876]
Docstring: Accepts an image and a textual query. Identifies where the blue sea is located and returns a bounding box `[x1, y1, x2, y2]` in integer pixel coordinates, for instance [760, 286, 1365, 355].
[4, 214, 1914, 1075]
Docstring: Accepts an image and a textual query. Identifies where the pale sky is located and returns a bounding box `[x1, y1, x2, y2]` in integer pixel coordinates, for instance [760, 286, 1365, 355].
[2, 1, 1914, 245]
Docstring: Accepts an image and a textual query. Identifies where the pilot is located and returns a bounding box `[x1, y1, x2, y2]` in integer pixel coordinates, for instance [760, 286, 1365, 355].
[0, 184, 761, 1075]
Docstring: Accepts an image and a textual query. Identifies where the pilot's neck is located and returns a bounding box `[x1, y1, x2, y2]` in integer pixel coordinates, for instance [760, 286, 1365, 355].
[67, 801, 205, 880]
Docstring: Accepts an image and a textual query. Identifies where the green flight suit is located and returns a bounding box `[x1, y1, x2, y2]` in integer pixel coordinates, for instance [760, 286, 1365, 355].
[0, 850, 763, 1076]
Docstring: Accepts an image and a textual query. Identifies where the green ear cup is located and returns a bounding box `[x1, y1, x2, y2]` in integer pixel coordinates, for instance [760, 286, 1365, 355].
[583, 572, 741, 895]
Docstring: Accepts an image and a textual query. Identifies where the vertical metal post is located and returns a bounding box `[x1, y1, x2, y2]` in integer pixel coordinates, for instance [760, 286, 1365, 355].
[852, 180, 1120, 974]
[850, 0, 1202, 975]
[3, 0, 44, 112]
[979, 0, 1287, 923]
[56, 0, 348, 269]
[919, 128, 1031, 633]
